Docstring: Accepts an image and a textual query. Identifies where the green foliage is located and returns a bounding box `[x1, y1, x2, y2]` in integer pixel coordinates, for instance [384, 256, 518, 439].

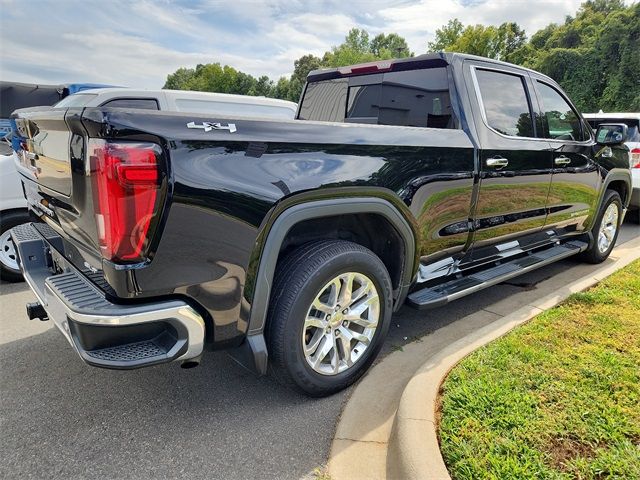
[163, 1, 638, 112]
[428, 19, 527, 63]
[427, 1, 638, 112]
[440, 260, 640, 479]
[163, 28, 412, 102]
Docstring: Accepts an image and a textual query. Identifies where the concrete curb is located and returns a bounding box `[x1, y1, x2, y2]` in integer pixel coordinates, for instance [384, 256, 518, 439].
[387, 238, 640, 480]
[328, 234, 640, 480]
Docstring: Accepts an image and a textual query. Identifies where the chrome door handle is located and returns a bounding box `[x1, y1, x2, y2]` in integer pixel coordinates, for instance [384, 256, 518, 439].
[486, 157, 509, 168]
[554, 155, 571, 165]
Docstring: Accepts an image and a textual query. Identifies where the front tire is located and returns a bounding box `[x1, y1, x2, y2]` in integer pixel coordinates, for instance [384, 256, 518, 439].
[266, 240, 393, 397]
[0, 210, 30, 282]
[581, 190, 622, 264]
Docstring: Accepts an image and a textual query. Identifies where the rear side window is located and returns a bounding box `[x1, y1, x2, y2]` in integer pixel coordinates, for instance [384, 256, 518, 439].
[475, 69, 534, 137]
[536, 82, 587, 141]
[100, 98, 159, 110]
[299, 67, 455, 129]
[298, 79, 348, 122]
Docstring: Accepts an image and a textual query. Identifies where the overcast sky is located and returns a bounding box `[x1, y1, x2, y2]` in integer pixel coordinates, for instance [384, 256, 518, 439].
[1, 0, 589, 89]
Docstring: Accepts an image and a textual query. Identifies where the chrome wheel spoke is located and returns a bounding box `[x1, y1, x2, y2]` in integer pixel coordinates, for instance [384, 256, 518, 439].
[597, 203, 619, 253]
[312, 298, 333, 315]
[310, 336, 334, 370]
[302, 271, 380, 376]
[304, 315, 327, 329]
[304, 329, 324, 355]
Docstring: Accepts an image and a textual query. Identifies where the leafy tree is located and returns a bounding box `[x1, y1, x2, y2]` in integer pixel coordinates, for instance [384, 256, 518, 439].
[370, 33, 412, 57]
[164, 67, 196, 90]
[428, 19, 464, 51]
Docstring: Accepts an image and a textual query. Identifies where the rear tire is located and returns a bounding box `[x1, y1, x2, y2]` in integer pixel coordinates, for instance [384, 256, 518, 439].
[266, 240, 393, 397]
[580, 190, 622, 264]
[0, 210, 30, 282]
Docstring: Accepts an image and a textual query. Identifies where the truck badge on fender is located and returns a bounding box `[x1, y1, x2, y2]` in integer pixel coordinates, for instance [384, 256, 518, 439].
[187, 121, 237, 133]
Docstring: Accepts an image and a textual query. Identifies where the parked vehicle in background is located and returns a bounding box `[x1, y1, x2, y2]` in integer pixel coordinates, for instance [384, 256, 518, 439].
[0, 82, 115, 281]
[0, 82, 114, 151]
[1, 85, 297, 282]
[584, 112, 639, 223]
[10, 53, 632, 396]
[53, 88, 299, 119]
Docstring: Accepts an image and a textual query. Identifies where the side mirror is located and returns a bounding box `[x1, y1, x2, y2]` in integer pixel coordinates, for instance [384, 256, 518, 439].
[596, 123, 628, 145]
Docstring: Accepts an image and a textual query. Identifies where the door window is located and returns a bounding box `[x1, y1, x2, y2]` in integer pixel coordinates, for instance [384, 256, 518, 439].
[475, 69, 534, 138]
[536, 82, 587, 141]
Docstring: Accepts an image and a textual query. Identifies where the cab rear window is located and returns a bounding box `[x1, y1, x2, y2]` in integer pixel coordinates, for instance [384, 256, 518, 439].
[298, 67, 456, 129]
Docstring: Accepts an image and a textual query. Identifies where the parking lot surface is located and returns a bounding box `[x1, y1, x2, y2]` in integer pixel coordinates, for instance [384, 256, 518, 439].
[1, 220, 638, 479]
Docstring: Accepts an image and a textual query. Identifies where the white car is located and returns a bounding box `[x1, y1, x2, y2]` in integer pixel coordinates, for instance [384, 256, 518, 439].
[1, 90, 298, 281]
[0, 151, 30, 281]
[584, 112, 640, 223]
[53, 88, 298, 119]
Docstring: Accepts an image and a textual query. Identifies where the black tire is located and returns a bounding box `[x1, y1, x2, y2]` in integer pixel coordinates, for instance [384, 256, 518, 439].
[266, 240, 393, 397]
[0, 210, 30, 282]
[580, 190, 622, 264]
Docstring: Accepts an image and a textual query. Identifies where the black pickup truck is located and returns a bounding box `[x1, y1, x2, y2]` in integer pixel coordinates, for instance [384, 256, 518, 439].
[10, 53, 632, 396]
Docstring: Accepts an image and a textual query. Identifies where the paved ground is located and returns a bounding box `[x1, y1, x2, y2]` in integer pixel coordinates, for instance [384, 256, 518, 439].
[1, 220, 638, 480]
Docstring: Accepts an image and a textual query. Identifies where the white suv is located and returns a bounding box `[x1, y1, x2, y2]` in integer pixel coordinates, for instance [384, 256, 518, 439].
[584, 112, 640, 223]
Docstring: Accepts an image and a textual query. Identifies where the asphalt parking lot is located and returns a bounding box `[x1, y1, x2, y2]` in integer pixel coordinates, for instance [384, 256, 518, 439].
[1, 219, 638, 480]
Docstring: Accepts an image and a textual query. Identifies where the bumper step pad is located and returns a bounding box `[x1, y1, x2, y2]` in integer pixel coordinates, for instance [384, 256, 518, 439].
[408, 240, 588, 310]
[9, 223, 204, 370]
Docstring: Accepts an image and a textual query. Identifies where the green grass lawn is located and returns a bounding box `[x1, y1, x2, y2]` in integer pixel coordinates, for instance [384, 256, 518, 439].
[439, 260, 640, 479]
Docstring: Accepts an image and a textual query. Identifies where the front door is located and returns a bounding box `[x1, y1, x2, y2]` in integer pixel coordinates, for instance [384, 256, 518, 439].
[530, 78, 601, 234]
[465, 64, 554, 260]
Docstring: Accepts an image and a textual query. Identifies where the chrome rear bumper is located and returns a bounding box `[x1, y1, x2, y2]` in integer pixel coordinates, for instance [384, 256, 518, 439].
[10, 223, 205, 369]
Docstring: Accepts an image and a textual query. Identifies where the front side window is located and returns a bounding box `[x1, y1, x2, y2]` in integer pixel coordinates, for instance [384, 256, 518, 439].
[475, 69, 534, 137]
[536, 82, 587, 141]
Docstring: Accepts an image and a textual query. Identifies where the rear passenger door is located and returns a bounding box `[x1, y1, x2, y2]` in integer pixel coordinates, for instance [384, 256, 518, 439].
[530, 78, 601, 233]
[465, 63, 554, 258]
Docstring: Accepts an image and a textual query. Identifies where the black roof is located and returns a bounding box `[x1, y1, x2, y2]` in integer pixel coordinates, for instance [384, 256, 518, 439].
[306, 52, 543, 82]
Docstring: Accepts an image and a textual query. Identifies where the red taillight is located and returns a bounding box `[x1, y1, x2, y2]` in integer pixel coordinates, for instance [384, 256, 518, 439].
[631, 148, 640, 169]
[89, 139, 161, 263]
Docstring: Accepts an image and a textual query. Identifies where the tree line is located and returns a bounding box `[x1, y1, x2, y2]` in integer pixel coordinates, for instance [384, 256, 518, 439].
[164, 0, 639, 112]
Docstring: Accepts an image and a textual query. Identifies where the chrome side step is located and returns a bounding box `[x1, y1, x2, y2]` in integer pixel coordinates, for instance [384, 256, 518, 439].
[407, 240, 588, 310]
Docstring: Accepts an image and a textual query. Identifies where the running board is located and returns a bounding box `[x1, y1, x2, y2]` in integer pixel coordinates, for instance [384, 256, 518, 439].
[407, 240, 588, 310]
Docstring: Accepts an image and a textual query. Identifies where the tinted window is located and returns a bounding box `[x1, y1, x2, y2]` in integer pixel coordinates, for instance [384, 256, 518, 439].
[54, 93, 97, 108]
[298, 79, 348, 122]
[536, 82, 586, 141]
[475, 69, 534, 137]
[300, 67, 454, 128]
[380, 69, 452, 128]
[587, 118, 640, 142]
[101, 98, 159, 110]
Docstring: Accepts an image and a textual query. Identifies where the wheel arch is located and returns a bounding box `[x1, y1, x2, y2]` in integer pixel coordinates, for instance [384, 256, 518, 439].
[245, 196, 418, 338]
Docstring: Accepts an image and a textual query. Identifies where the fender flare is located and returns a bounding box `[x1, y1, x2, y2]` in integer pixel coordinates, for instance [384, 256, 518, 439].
[596, 169, 632, 215]
[234, 196, 418, 375]
[246, 196, 417, 337]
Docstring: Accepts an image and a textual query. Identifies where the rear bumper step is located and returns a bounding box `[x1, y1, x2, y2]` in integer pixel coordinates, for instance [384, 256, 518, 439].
[10, 223, 205, 369]
[407, 240, 588, 310]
